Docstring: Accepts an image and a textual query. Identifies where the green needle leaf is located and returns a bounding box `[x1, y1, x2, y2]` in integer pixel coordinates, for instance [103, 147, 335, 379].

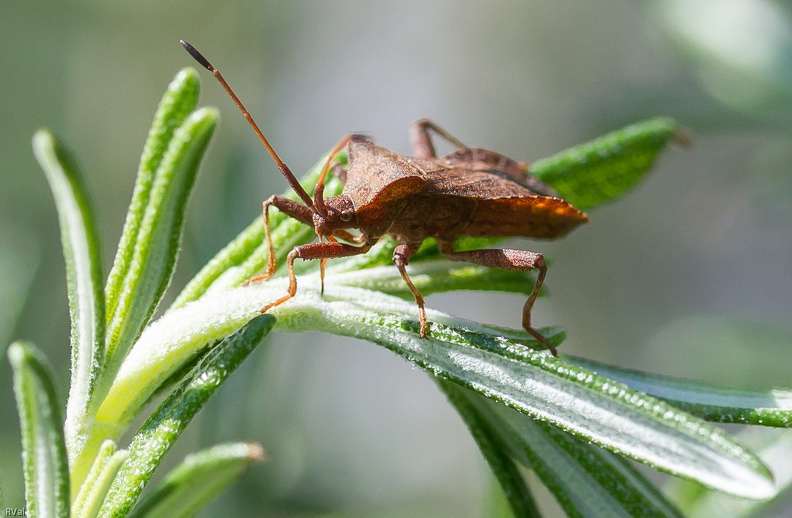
[8, 342, 70, 518]
[440, 380, 541, 518]
[97, 314, 275, 517]
[674, 430, 792, 518]
[32, 129, 105, 470]
[329, 259, 540, 298]
[72, 440, 127, 518]
[105, 68, 200, 324]
[101, 105, 217, 388]
[487, 396, 683, 517]
[531, 117, 684, 209]
[127, 443, 265, 518]
[566, 356, 792, 427]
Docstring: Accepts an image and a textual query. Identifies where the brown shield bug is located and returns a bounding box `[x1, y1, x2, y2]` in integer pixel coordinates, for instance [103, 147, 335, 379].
[181, 40, 588, 355]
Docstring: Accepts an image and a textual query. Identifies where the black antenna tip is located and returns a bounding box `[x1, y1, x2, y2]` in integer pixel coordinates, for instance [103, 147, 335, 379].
[180, 40, 214, 72]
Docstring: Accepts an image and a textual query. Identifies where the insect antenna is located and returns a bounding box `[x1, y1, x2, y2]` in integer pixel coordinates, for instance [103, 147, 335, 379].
[180, 40, 315, 209]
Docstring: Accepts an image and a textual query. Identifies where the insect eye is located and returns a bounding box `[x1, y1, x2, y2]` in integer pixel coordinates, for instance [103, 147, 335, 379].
[339, 211, 352, 222]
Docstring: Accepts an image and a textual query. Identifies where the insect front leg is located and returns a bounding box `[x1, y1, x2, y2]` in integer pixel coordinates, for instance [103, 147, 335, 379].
[246, 195, 315, 285]
[392, 243, 429, 337]
[438, 241, 557, 356]
[410, 119, 467, 159]
[260, 241, 372, 313]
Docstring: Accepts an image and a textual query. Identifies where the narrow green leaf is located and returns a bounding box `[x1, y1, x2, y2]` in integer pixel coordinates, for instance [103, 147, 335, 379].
[105, 68, 200, 323]
[127, 442, 265, 518]
[329, 259, 539, 298]
[443, 380, 684, 518]
[8, 341, 70, 518]
[531, 117, 683, 210]
[32, 130, 105, 464]
[673, 430, 792, 518]
[171, 216, 265, 307]
[566, 356, 792, 427]
[95, 297, 264, 429]
[107, 281, 776, 500]
[439, 380, 541, 518]
[97, 315, 275, 518]
[102, 106, 217, 380]
[497, 402, 683, 517]
[72, 441, 128, 518]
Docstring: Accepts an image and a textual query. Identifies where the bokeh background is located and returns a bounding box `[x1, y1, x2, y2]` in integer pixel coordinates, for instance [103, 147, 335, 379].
[2, 1, 792, 516]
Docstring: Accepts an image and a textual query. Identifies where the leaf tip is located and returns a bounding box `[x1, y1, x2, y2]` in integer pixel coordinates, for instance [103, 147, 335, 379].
[191, 105, 220, 126]
[6, 340, 25, 365]
[245, 441, 266, 462]
[173, 66, 201, 91]
[31, 129, 56, 159]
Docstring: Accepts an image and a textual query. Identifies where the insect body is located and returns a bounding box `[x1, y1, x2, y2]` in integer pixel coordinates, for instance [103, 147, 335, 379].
[181, 40, 588, 355]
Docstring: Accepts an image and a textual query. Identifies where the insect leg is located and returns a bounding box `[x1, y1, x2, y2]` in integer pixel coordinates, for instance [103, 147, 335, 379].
[330, 162, 348, 183]
[260, 241, 372, 313]
[318, 234, 338, 295]
[317, 232, 364, 294]
[410, 119, 468, 159]
[314, 134, 356, 216]
[246, 195, 314, 285]
[438, 242, 557, 356]
[392, 243, 429, 337]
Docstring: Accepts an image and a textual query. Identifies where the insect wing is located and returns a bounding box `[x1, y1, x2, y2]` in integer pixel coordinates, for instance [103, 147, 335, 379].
[422, 168, 588, 239]
[442, 148, 558, 197]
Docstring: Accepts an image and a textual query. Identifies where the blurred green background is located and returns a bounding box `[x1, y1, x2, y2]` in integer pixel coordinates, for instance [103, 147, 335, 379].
[2, 0, 792, 516]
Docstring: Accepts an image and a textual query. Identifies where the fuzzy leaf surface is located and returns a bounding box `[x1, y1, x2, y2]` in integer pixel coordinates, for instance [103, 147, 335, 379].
[33, 129, 105, 463]
[8, 342, 70, 518]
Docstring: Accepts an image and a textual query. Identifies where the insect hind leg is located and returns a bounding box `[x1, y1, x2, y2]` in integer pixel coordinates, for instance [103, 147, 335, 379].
[410, 119, 468, 159]
[438, 241, 557, 356]
[392, 243, 428, 337]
